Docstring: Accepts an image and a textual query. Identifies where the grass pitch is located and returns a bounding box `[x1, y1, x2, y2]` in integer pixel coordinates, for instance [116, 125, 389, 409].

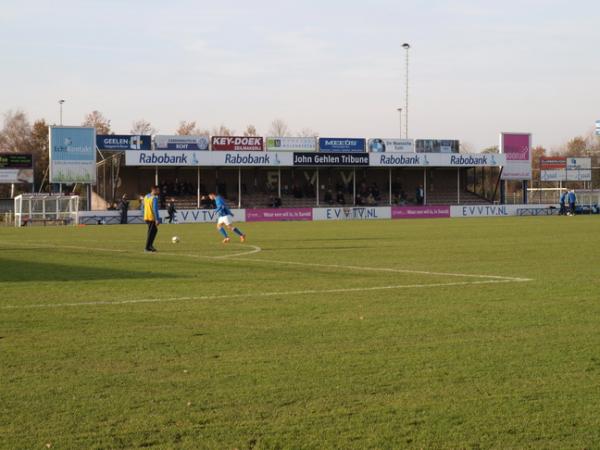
[1, 217, 600, 449]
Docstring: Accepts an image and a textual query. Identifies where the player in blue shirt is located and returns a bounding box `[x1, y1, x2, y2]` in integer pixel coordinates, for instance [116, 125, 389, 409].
[559, 190, 567, 215]
[208, 193, 246, 244]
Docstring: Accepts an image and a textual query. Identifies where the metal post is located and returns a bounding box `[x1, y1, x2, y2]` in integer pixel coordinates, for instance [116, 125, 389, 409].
[154, 167, 158, 185]
[87, 184, 92, 211]
[238, 167, 242, 209]
[402, 43, 410, 138]
[316, 168, 320, 207]
[423, 168, 427, 205]
[58, 99, 65, 125]
[457, 168, 460, 204]
[10, 183, 14, 198]
[353, 168, 356, 206]
[397, 108, 402, 138]
[197, 166, 200, 209]
[278, 168, 281, 198]
[389, 168, 392, 205]
[523, 180, 528, 204]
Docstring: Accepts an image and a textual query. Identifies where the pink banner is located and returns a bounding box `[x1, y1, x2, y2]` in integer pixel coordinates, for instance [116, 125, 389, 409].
[392, 206, 450, 219]
[246, 208, 313, 222]
[502, 133, 530, 161]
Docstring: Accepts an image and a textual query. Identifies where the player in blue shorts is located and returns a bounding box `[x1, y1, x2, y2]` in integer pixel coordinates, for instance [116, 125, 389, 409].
[208, 193, 246, 244]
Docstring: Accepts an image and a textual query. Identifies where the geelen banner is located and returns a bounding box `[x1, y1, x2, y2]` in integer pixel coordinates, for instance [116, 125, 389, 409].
[318, 138, 366, 153]
[500, 132, 532, 180]
[96, 135, 151, 150]
[49, 126, 96, 183]
[266, 137, 317, 152]
[0, 154, 34, 184]
[368, 138, 414, 153]
[246, 208, 312, 222]
[391, 205, 450, 219]
[211, 136, 264, 151]
[154, 135, 209, 151]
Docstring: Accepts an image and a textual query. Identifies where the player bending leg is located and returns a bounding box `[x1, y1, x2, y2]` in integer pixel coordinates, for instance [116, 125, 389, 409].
[208, 192, 246, 244]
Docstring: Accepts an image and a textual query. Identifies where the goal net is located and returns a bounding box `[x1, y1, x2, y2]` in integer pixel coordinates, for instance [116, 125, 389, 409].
[14, 194, 79, 227]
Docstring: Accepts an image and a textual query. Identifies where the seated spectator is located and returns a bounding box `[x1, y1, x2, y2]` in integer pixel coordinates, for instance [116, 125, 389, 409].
[292, 184, 303, 198]
[200, 195, 213, 209]
[366, 193, 376, 206]
[324, 189, 334, 205]
[355, 194, 364, 206]
[269, 196, 282, 208]
[337, 191, 346, 205]
[304, 183, 315, 198]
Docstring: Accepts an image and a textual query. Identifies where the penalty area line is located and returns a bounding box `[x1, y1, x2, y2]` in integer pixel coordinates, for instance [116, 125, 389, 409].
[1, 279, 526, 310]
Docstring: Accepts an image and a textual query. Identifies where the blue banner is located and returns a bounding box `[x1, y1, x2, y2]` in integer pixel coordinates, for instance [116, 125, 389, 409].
[318, 138, 366, 153]
[97, 135, 151, 150]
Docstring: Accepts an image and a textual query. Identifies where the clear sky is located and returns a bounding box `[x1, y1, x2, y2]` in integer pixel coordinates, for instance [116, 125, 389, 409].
[1, 0, 598, 150]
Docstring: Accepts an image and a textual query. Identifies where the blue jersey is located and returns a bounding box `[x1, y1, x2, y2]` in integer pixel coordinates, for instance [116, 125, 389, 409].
[559, 192, 567, 204]
[568, 192, 576, 203]
[214, 196, 233, 217]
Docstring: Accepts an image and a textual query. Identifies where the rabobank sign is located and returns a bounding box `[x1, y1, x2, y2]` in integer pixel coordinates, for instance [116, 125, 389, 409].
[450, 155, 491, 166]
[126, 151, 199, 166]
[373, 153, 421, 166]
[223, 153, 274, 165]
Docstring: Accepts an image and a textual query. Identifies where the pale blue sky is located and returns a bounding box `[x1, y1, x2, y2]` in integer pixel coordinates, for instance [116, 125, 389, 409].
[1, 0, 599, 150]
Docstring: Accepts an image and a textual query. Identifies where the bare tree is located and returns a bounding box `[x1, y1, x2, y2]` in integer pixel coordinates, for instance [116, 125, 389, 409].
[0, 110, 32, 152]
[268, 119, 290, 137]
[211, 125, 234, 136]
[298, 127, 319, 138]
[243, 124, 258, 137]
[481, 146, 499, 154]
[130, 119, 156, 135]
[176, 120, 209, 136]
[459, 141, 475, 153]
[83, 110, 111, 134]
[177, 121, 197, 135]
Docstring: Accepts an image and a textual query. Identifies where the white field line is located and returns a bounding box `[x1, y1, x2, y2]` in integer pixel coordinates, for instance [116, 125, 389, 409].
[0, 241, 531, 282]
[1, 279, 522, 310]
[225, 257, 532, 282]
[0, 242, 262, 259]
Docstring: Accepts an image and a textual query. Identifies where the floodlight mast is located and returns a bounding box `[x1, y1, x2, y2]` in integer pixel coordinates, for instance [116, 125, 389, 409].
[401, 43, 410, 139]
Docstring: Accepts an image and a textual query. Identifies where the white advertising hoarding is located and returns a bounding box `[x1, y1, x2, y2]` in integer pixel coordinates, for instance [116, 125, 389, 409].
[125, 150, 294, 166]
[312, 207, 392, 221]
[368, 138, 414, 153]
[266, 137, 317, 151]
[49, 126, 97, 183]
[370, 153, 506, 167]
[154, 135, 209, 150]
[450, 204, 558, 218]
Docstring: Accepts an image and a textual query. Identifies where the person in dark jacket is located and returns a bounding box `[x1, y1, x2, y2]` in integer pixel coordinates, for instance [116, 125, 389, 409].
[118, 194, 129, 224]
[568, 190, 577, 216]
[167, 198, 177, 224]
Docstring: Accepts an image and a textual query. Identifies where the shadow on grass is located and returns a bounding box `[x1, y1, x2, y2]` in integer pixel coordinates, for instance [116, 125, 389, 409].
[0, 257, 178, 283]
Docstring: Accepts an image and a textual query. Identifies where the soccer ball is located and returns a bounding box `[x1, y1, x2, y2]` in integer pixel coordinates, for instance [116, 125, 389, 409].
[171, 236, 180, 244]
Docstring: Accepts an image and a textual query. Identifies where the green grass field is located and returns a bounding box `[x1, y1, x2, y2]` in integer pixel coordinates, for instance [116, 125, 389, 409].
[1, 217, 600, 449]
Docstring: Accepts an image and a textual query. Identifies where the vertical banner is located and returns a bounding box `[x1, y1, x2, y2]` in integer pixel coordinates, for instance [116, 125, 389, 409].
[49, 127, 96, 183]
[500, 132, 532, 180]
